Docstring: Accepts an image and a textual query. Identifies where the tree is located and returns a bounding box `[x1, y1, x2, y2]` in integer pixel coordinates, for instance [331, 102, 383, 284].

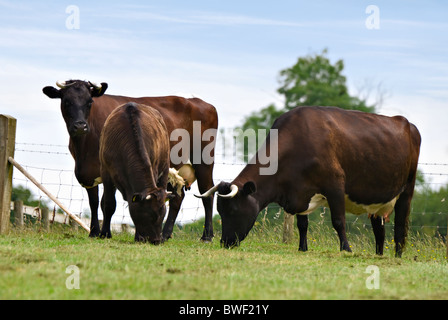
[238, 49, 378, 156]
[237, 104, 284, 162]
[239, 104, 284, 133]
[278, 48, 375, 113]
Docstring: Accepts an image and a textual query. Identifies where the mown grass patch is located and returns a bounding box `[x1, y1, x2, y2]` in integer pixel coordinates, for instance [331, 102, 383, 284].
[0, 223, 447, 300]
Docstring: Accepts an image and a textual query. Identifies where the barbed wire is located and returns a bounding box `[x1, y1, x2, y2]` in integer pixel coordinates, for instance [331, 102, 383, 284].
[12, 141, 448, 232]
[15, 149, 71, 156]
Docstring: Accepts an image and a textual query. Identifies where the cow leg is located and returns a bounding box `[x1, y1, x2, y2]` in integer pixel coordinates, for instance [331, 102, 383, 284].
[370, 215, 385, 255]
[162, 188, 185, 241]
[297, 214, 308, 252]
[87, 186, 100, 237]
[327, 191, 351, 252]
[194, 164, 215, 242]
[100, 177, 116, 239]
[393, 187, 413, 258]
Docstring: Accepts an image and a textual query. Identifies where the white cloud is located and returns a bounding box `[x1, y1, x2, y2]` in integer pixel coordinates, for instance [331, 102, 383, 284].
[0, 0, 31, 10]
[383, 19, 448, 30]
[93, 6, 305, 28]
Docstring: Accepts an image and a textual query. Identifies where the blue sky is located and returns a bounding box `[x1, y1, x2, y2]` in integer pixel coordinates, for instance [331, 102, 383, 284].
[1, 0, 447, 173]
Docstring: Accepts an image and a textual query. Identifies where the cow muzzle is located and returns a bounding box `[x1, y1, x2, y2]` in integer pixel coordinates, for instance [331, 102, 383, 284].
[71, 120, 89, 137]
[220, 237, 240, 249]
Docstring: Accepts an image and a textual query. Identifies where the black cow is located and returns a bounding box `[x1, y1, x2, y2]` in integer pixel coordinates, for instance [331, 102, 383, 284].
[198, 106, 421, 257]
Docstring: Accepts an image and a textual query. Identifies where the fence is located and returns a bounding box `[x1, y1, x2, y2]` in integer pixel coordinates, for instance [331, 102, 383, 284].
[1, 114, 448, 242]
[6, 136, 252, 229]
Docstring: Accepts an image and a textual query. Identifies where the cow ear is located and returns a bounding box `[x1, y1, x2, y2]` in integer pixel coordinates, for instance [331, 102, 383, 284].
[91, 82, 108, 97]
[42, 86, 61, 99]
[242, 181, 256, 195]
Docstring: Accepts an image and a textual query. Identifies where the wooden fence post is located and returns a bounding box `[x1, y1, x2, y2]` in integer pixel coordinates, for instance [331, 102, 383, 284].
[69, 217, 79, 231]
[13, 200, 24, 228]
[282, 211, 295, 243]
[0, 115, 16, 234]
[121, 224, 131, 233]
[41, 207, 50, 231]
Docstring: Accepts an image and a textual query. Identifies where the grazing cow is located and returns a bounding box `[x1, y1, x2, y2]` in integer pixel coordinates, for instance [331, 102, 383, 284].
[197, 106, 421, 257]
[42, 80, 218, 241]
[100, 102, 172, 243]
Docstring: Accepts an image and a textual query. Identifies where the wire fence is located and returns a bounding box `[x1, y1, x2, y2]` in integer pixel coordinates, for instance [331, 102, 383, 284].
[11, 134, 448, 235]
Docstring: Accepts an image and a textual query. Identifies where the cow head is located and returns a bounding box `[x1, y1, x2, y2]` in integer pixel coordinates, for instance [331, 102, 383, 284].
[130, 188, 172, 244]
[42, 80, 108, 137]
[197, 181, 259, 248]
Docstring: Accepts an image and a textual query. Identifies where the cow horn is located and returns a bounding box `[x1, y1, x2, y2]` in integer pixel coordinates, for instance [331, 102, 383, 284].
[56, 80, 67, 88]
[194, 184, 219, 198]
[56, 80, 76, 89]
[88, 81, 102, 89]
[217, 184, 238, 198]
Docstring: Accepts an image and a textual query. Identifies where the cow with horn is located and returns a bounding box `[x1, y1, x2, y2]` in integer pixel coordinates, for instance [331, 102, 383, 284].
[43, 80, 218, 241]
[197, 106, 421, 257]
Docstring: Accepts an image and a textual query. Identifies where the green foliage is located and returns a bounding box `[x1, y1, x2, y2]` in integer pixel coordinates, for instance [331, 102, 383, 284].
[11, 185, 45, 208]
[278, 48, 375, 112]
[237, 103, 284, 162]
[410, 184, 448, 236]
[10, 186, 61, 224]
[178, 215, 223, 237]
[240, 48, 376, 131]
[239, 103, 284, 133]
[237, 49, 377, 161]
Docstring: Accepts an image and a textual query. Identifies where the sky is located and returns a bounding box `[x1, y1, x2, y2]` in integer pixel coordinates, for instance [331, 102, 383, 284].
[1, 0, 447, 223]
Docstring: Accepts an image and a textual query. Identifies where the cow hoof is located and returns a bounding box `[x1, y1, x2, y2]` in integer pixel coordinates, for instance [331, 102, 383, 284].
[100, 232, 112, 239]
[89, 231, 100, 238]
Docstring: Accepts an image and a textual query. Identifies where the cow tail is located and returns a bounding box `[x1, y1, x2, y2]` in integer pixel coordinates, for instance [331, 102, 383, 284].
[124, 102, 157, 189]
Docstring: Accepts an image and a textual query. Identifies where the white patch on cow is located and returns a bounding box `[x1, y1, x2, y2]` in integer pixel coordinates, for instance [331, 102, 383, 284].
[167, 161, 197, 196]
[344, 195, 399, 217]
[168, 168, 186, 196]
[81, 176, 103, 189]
[297, 194, 328, 215]
[297, 193, 399, 217]
[178, 161, 196, 188]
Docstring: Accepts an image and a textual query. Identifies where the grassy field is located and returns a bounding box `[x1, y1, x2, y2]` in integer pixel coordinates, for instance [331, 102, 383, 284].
[0, 223, 447, 300]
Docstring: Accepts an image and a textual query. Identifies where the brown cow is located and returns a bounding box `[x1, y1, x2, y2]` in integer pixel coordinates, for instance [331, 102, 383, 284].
[42, 80, 218, 241]
[198, 106, 421, 257]
[100, 102, 172, 243]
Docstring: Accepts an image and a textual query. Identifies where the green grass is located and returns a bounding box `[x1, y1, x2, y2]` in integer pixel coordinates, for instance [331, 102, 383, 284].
[0, 223, 447, 300]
